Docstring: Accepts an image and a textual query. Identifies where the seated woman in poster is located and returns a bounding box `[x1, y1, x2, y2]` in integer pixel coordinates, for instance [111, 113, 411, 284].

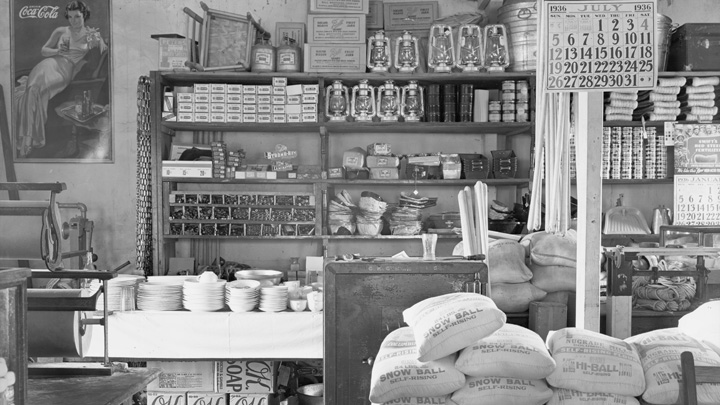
[14, 0, 107, 158]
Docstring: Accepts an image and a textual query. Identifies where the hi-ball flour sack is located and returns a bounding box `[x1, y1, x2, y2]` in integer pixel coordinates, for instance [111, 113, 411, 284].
[455, 323, 556, 380]
[546, 328, 645, 397]
[368, 327, 465, 404]
[403, 293, 506, 362]
[627, 328, 720, 405]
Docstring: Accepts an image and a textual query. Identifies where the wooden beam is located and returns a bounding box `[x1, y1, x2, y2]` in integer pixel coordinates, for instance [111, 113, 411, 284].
[574, 91, 603, 332]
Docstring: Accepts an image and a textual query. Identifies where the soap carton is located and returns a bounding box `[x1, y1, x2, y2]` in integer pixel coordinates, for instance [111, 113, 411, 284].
[228, 393, 272, 405]
[147, 391, 187, 405]
[187, 392, 227, 405]
[215, 360, 276, 394]
[147, 361, 216, 392]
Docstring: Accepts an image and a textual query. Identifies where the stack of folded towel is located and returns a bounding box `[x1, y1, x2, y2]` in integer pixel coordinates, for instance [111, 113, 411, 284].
[604, 91, 638, 121]
[634, 77, 685, 121]
[679, 76, 719, 121]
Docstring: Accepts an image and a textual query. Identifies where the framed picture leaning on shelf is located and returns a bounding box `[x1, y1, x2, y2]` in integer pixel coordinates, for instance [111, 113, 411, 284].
[10, 0, 113, 162]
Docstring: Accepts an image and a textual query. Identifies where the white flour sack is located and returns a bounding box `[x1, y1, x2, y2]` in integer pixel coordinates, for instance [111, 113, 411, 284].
[455, 323, 556, 379]
[451, 376, 552, 405]
[369, 327, 465, 404]
[402, 293, 506, 362]
[372, 395, 450, 405]
[548, 388, 640, 405]
[546, 328, 645, 396]
[679, 300, 720, 351]
[489, 282, 547, 313]
[626, 328, 720, 405]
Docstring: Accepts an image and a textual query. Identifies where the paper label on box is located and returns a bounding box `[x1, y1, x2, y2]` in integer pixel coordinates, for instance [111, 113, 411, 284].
[286, 95, 302, 105]
[211, 94, 226, 103]
[228, 394, 270, 405]
[186, 392, 226, 405]
[308, 14, 366, 43]
[194, 84, 210, 93]
[178, 103, 194, 113]
[227, 113, 242, 122]
[178, 113, 194, 122]
[194, 94, 210, 103]
[227, 94, 243, 104]
[147, 361, 216, 392]
[272, 114, 286, 123]
[194, 103, 209, 113]
[302, 84, 320, 94]
[195, 112, 210, 122]
[304, 44, 366, 72]
[243, 95, 257, 104]
[227, 84, 243, 94]
[158, 37, 190, 70]
[257, 85, 272, 95]
[302, 94, 318, 104]
[211, 104, 226, 113]
[227, 104, 243, 113]
[272, 95, 286, 105]
[243, 85, 257, 94]
[243, 104, 257, 114]
[272, 77, 288, 87]
[384, 1, 438, 30]
[177, 93, 193, 103]
[211, 84, 227, 93]
[257, 95, 271, 104]
[243, 114, 257, 123]
[310, 0, 368, 13]
[257, 104, 272, 114]
[147, 391, 187, 405]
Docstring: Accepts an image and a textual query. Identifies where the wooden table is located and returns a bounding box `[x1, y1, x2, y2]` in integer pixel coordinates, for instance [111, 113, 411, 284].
[27, 368, 160, 405]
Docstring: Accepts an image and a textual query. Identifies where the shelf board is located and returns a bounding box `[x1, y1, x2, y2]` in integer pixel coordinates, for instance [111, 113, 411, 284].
[325, 179, 529, 186]
[157, 71, 323, 85]
[659, 71, 720, 77]
[325, 121, 533, 135]
[161, 177, 319, 184]
[604, 120, 719, 127]
[600, 178, 674, 185]
[165, 235, 323, 240]
[325, 234, 461, 240]
[162, 122, 322, 133]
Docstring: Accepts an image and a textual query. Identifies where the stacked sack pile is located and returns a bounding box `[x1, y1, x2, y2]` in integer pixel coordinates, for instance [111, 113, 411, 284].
[486, 239, 547, 313]
[545, 328, 646, 405]
[521, 231, 578, 308]
[368, 293, 557, 405]
[635, 77, 685, 121]
[679, 77, 720, 121]
[605, 91, 639, 121]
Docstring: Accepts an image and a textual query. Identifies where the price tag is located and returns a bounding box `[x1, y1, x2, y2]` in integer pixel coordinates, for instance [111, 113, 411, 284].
[542, 0, 657, 92]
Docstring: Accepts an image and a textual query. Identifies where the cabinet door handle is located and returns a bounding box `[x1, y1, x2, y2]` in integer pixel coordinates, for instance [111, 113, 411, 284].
[362, 356, 374, 366]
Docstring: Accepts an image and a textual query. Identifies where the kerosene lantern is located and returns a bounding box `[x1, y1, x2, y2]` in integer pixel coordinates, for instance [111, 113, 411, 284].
[394, 31, 419, 73]
[456, 24, 483, 72]
[350, 79, 377, 122]
[401, 81, 424, 122]
[427, 24, 455, 73]
[367, 30, 391, 73]
[376, 80, 401, 122]
[483, 24, 510, 73]
[325, 80, 350, 122]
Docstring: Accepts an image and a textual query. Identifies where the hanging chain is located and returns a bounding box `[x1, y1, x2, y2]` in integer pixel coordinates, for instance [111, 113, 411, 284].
[136, 76, 153, 276]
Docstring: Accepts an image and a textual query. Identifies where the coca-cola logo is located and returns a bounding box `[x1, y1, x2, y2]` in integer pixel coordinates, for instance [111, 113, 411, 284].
[19, 5, 59, 19]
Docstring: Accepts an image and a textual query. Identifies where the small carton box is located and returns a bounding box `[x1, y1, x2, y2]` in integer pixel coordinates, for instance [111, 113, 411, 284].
[177, 93, 194, 103]
[367, 0, 384, 29]
[227, 104, 243, 113]
[309, 0, 369, 14]
[210, 113, 226, 123]
[302, 84, 320, 94]
[257, 95, 272, 104]
[286, 95, 302, 105]
[383, 1, 438, 31]
[226, 94, 243, 104]
[272, 86, 286, 95]
[210, 83, 227, 94]
[147, 361, 216, 392]
[285, 104, 302, 115]
[178, 112, 194, 122]
[302, 104, 317, 113]
[286, 84, 303, 96]
[194, 93, 210, 103]
[272, 77, 287, 87]
[147, 391, 187, 405]
[211, 103, 226, 113]
[272, 105, 286, 114]
[243, 113, 257, 123]
[257, 113, 272, 123]
[194, 103, 210, 113]
[194, 112, 210, 122]
[272, 95, 286, 105]
[187, 392, 227, 405]
[302, 112, 318, 122]
[272, 114, 286, 123]
[211, 93, 226, 104]
[367, 142, 392, 156]
[287, 113, 301, 123]
[177, 102, 194, 113]
[370, 167, 399, 179]
[367, 155, 400, 168]
[303, 43, 367, 73]
[242, 85, 257, 94]
[194, 83, 210, 93]
[302, 94, 318, 104]
[227, 113, 242, 123]
[155, 36, 191, 71]
[257, 85, 273, 95]
[257, 104, 272, 114]
[243, 104, 258, 114]
[228, 394, 272, 405]
[243, 94, 258, 104]
[308, 14, 366, 43]
[227, 84, 243, 94]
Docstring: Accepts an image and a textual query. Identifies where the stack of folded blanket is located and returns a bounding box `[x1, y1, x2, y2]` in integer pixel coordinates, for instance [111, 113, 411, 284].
[679, 76, 719, 121]
[634, 77, 685, 121]
[604, 91, 638, 121]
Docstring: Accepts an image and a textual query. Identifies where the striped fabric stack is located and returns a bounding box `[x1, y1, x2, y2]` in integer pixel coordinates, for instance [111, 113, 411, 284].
[634, 77, 685, 121]
[604, 91, 638, 121]
[679, 76, 720, 121]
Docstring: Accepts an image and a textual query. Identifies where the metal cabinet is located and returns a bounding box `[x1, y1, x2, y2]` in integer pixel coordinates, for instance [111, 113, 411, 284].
[324, 259, 486, 404]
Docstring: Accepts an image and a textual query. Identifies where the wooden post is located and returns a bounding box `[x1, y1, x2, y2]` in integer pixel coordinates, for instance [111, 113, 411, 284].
[574, 91, 603, 332]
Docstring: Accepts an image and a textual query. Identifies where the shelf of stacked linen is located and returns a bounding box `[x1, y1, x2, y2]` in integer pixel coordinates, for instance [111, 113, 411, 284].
[679, 76, 720, 121]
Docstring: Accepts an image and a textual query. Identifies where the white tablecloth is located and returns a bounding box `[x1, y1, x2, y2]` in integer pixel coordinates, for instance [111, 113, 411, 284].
[85, 310, 323, 360]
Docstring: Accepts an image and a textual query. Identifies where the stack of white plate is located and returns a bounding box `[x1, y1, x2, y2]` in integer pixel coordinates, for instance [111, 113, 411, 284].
[137, 282, 183, 311]
[225, 280, 261, 312]
[96, 274, 145, 311]
[182, 279, 226, 312]
[259, 285, 289, 312]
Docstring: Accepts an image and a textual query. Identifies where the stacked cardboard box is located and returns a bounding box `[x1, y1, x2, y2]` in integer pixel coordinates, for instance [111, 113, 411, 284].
[304, 0, 368, 73]
[147, 360, 277, 405]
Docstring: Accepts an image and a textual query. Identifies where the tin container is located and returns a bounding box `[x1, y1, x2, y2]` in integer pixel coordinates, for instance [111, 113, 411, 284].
[489, 112, 501, 122]
[276, 40, 301, 72]
[489, 101, 502, 112]
[502, 80, 516, 91]
[251, 39, 276, 73]
[501, 91, 516, 102]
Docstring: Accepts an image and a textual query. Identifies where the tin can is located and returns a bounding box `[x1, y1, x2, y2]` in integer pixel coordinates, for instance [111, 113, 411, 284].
[501, 90, 516, 102]
[502, 80, 516, 92]
[251, 39, 276, 72]
[502, 101, 516, 112]
[489, 101, 502, 112]
[515, 102, 529, 122]
[489, 112, 502, 122]
[276, 41, 301, 72]
[502, 112, 516, 122]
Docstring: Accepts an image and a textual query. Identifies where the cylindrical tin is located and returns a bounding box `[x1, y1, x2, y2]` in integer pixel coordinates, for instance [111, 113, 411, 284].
[516, 102, 529, 122]
[251, 40, 276, 72]
[502, 80, 516, 92]
[489, 101, 502, 112]
[501, 90, 516, 102]
[276, 42, 301, 72]
[489, 111, 502, 122]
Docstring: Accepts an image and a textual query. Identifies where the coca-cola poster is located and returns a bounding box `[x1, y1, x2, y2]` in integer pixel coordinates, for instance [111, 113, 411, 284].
[10, 0, 112, 162]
